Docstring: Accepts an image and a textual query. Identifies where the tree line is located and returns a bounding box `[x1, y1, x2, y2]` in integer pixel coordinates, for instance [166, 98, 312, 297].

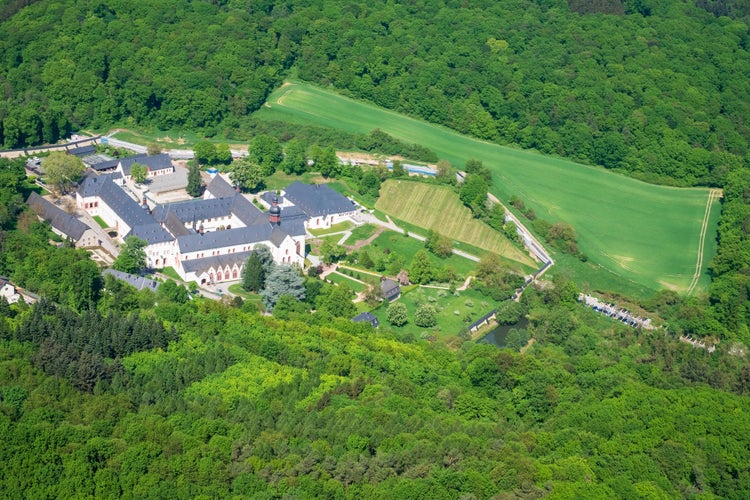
[2, 0, 749, 188]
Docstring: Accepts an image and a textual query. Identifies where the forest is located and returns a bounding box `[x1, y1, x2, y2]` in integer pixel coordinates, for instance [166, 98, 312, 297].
[2, 0, 750, 497]
[1, 0, 749, 187]
[1, 167, 749, 496]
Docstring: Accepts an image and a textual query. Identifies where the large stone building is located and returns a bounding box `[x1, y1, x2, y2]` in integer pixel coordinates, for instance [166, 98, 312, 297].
[27, 192, 100, 248]
[74, 170, 357, 285]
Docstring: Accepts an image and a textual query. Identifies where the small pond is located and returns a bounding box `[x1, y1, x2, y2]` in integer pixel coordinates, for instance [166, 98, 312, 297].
[479, 317, 529, 348]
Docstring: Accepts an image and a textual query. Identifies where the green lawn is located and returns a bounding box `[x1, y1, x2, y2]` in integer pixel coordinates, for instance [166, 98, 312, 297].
[369, 286, 494, 341]
[308, 220, 355, 236]
[93, 216, 108, 229]
[347, 224, 379, 244]
[368, 230, 478, 279]
[376, 179, 534, 268]
[324, 272, 368, 293]
[257, 81, 721, 294]
[159, 267, 182, 281]
[227, 283, 263, 301]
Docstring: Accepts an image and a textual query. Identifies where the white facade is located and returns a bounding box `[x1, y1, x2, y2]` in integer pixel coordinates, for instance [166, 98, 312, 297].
[305, 211, 357, 230]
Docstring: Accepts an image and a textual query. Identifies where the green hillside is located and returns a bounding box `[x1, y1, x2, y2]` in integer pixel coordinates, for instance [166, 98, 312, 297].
[376, 180, 535, 268]
[258, 82, 721, 294]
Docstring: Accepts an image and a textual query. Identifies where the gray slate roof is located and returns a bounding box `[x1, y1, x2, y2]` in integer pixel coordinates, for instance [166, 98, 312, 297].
[162, 209, 191, 237]
[26, 192, 90, 240]
[68, 145, 96, 157]
[152, 197, 234, 225]
[352, 312, 379, 328]
[381, 279, 401, 300]
[78, 173, 170, 243]
[231, 195, 267, 226]
[120, 153, 172, 176]
[103, 269, 160, 291]
[181, 250, 254, 275]
[177, 225, 276, 253]
[125, 223, 173, 244]
[90, 158, 120, 172]
[283, 181, 355, 217]
[205, 175, 237, 198]
[77, 172, 123, 196]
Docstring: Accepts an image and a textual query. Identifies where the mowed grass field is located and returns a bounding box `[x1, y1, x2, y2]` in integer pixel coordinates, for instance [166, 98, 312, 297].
[257, 81, 721, 294]
[376, 179, 534, 268]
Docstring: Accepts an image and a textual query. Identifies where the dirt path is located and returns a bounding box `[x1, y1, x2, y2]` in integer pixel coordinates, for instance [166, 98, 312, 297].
[344, 226, 387, 251]
[686, 189, 720, 296]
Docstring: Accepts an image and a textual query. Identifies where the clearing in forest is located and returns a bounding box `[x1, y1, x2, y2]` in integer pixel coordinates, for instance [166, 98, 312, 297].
[375, 180, 535, 268]
[257, 81, 721, 294]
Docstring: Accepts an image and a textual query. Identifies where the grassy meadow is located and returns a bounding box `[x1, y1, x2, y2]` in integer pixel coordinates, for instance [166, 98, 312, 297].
[376, 179, 534, 268]
[257, 81, 721, 294]
[368, 287, 494, 341]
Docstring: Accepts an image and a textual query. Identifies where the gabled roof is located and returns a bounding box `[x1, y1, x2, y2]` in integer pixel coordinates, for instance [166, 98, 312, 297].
[162, 209, 191, 237]
[78, 174, 162, 239]
[26, 192, 91, 240]
[68, 145, 96, 157]
[352, 312, 379, 328]
[381, 279, 401, 300]
[102, 269, 160, 291]
[152, 197, 234, 225]
[177, 225, 276, 253]
[120, 153, 173, 176]
[125, 223, 173, 245]
[231, 195, 266, 226]
[181, 250, 254, 274]
[269, 225, 289, 246]
[205, 175, 237, 198]
[282, 181, 355, 217]
[90, 158, 120, 172]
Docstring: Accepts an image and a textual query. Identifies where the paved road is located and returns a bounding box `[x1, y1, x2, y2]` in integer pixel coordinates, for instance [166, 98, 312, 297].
[103, 132, 248, 159]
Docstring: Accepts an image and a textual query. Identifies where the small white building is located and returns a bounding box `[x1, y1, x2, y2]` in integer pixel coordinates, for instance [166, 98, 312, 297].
[0, 277, 21, 304]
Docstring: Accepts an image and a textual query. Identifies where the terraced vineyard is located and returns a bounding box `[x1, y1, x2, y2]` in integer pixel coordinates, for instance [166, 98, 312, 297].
[376, 180, 534, 268]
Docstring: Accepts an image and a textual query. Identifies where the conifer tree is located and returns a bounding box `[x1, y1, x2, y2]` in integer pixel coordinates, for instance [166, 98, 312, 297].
[242, 253, 265, 292]
[187, 162, 202, 197]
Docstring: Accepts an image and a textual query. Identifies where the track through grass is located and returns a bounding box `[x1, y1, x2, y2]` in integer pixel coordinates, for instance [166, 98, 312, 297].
[257, 81, 721, 293]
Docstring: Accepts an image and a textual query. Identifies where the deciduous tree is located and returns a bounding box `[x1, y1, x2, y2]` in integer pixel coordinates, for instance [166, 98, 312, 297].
[43, 152, 84, 195]
[248, 135, 283, 176]
[193, 141, 217, 165]
[414, 303, 437, 327]
[387, 302, 408, 326]
[229, 157, 264, 192]
[113, 236, 148, 274]
[281, 139, 308, 175]
[409, 250, 434, 284]
[130, 163, 148, 184]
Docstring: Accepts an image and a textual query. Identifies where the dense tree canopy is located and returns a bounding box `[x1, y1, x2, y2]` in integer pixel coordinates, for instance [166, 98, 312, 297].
[2, 2, 750, 498]
[2, 0, 749, 188]
[42, 152, 84, 195]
